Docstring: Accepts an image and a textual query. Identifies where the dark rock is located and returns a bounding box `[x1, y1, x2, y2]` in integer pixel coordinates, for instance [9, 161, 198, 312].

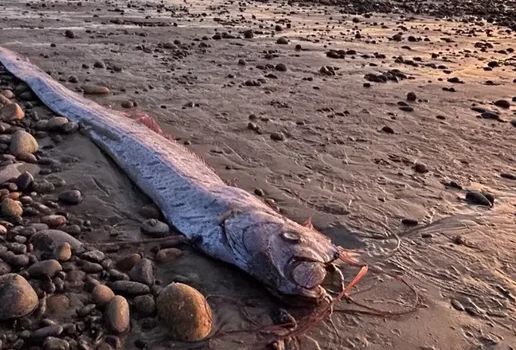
[129, 258, 154, 286]
[133, 295, 156, 316]
[465, 191, 492, 206]
[109, 280, 150, 296]
[28, 259, 63, 278]
[58, 190, 82, 205]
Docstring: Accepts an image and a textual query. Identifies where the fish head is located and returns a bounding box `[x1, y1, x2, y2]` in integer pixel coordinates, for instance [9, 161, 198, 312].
[226, 210, 342, 303]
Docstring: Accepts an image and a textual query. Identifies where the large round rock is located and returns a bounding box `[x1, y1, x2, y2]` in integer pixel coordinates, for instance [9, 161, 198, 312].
[156, 283, 213, 341]
[10, 130, 39, 156]
[105, 295, 130, 334]
[0, 273, 39, 320]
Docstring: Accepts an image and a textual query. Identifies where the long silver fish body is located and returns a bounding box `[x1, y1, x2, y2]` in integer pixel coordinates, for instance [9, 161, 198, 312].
[0, 47, 341, 301]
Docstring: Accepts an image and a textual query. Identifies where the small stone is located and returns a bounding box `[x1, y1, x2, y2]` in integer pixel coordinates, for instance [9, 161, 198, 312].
[58, 190, 82, 205]
[1, 198, 23, 217]
[243, 29, 253, 39]
[41, 215, 67, 228]
[141, 219, 170, 238]
[157, 283, 213, 341]
[451, 298, 465, 311]
[28, 259, 63, 278]
[1, 89, 14, 99]
[494, 99, 510, 109]
[15, 171, 34, 191]
[414, 162, 428, 173]
[270, 132, 285, 141]
[82, 86, 110, 95]
[133, 295, 156, 316]
[32, 325, 64, 341]
[43, 336, 70, 350]
[53, 242, 72, 262]
[116, 253, 142, 271]
[500, 172, 516, 180]
[0, 261, 11, 275]
[401, 218, 418, 226]
[47, 117, 69, 131]
[65, 30, 75, 39]
[129, 258, 154, 286]
[105, 295, 130, 334]
[276, 37, 288, 45]
[275, 63, 287, 72]
[0, 274, 39, 320]
[0, 103, 25, 121]
[407, 92, 417, 101]
[381, 126, 394, 134]
[155, 248, 183, 264]
[109, 280, 150, 296]
[10, 130, 39, 156]
[93, 61, 106, 69]
[465, 191, 492, 206]
[92, 285, 115, 307]
[81, 261, 103, 273]
[30, 229, 83, 252]
[139, 205, 161, 219]
[81, 249, 105, 263]
[121, 101, 134, 108]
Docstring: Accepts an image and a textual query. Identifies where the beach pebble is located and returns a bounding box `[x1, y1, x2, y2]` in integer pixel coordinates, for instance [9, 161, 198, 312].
[109, 280, 150, 296]
[58, 190, 82, 205]
[47, 117, 69, 131]
[92, 284, 115, 307]
[28, 259, 63, 278]
[30, 229, 83, 252]
[155, 248, 183, 263]
[10, 130, 39, 156]
[276, 37, 288, 44]
[82, 85, 110, 95]
[157, 282, 213, 341]
[41, 215, 67, 228]
[0, 260, 11, 275]
[81, 261, 104, 273]
[1, 198, 23, 217]
[129, 258, 155, 286]
[494, 99, 510, 108]
[270, 132, 285, 141]
[32, 325, 64, 342]
[414, 162, 428, 173]
[133, 295, 156, 316]
[116, 253, 142, 271]
[81, 249, 105, 263]
[53, 242, 72, 262]
[141, 219, 170, 237]
[105, 295, 130, 334]
[0, 103, 24, 121]
[121, 101, 134, 108]
[139, 205, 161, 219]
[43, 336, 70, 350]
[465, 191, 492, 206]
[65, 29, 75, 39]
[0, 273, 39, 320]
[1, 89, 14, 99]
[15, 171, 34, 191]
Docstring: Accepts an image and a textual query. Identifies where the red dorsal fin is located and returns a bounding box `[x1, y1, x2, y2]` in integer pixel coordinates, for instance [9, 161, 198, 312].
[302, 217, 314, 229]
[124, 112, 174, 141]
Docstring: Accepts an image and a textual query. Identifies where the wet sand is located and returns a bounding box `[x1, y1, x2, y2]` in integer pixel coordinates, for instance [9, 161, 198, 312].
[1, 0, 515, 349]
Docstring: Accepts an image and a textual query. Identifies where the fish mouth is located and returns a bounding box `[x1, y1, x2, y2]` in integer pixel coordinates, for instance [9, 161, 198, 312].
[283, 254, 340, 301]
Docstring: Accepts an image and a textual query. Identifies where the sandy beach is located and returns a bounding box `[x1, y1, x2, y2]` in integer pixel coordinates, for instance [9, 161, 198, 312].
[0, 0, 515, 349]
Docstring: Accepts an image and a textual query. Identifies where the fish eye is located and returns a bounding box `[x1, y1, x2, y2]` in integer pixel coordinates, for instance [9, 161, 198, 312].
[281, 231, 301, 242]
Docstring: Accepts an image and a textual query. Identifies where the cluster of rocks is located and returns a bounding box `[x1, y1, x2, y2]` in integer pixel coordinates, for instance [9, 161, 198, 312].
[0, 66, 213, 349]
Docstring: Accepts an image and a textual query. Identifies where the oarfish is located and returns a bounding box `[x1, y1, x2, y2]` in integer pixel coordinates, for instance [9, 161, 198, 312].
[0, 47, 355, 303]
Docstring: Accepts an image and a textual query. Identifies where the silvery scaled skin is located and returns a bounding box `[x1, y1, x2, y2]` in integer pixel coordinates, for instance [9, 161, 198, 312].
[0, 47, 341, 302]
